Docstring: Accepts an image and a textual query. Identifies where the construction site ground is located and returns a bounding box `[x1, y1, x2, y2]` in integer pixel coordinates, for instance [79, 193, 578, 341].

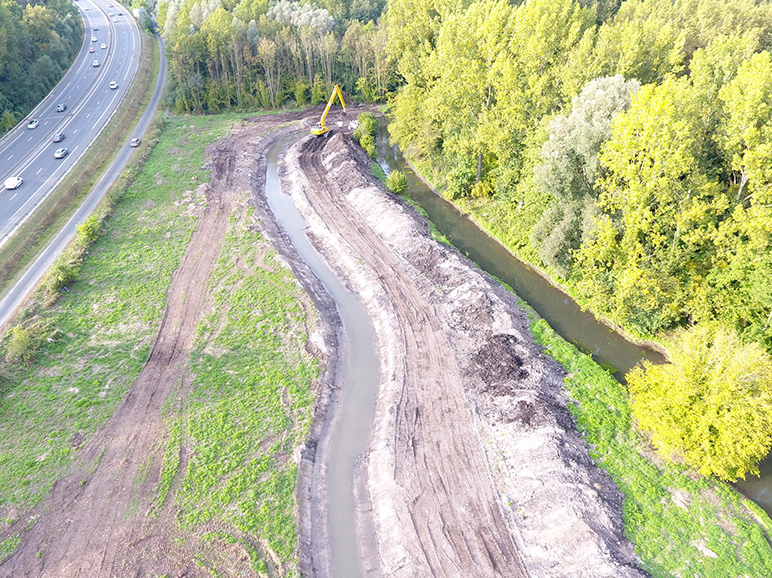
[0, 109, 645, 577]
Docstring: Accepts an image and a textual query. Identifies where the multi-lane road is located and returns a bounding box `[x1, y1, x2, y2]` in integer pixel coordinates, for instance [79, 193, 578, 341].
[0, 0, 141, 244]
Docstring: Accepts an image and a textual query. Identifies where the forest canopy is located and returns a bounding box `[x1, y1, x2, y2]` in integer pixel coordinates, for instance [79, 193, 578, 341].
[0, 0, 82, 134]
[385, 0, 772, 353]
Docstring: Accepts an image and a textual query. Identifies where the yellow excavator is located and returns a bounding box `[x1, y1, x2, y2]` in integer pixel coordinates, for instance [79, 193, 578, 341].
[311, 85, 346, 136]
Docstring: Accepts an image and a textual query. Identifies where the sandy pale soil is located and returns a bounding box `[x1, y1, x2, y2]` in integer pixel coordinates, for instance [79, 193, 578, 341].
[271, 120, 648, 577]
[0, 108, 647, 578]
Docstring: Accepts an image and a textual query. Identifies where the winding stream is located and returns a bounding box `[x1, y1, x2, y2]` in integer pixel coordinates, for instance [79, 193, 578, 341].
[265, 136, 378, 578]
[374, 123, 772, 516]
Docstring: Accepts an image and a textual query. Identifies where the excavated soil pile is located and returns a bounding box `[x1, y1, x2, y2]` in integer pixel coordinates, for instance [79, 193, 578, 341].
[276, 130, 648, 578]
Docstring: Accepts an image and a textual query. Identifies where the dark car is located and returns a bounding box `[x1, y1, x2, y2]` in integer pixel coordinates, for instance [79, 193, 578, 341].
[56, 103, 67, 112]
[130, 137, 141, 147]
[54, 147, 69, 159]
[53, 132, 65, 143]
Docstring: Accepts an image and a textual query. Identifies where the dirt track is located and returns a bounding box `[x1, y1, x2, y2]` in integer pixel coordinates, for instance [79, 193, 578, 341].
[0, 109, 646, 577]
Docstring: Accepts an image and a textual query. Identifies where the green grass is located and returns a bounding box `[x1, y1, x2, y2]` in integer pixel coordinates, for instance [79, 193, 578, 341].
[0, 114, 238, 518]
[0, 111, 315, 574]
[154, 201, 316, 573]
[531, 318, 772, 577]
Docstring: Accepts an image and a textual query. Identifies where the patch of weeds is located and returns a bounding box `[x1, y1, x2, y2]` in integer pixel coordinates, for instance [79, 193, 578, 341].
[0, 533, 21, 564]
[151, 418, 181, 517]
[168, 196, 316, 573]
[370, 161, 386, 183]
[135, 452, 154, 487]
[530, 318, 772, 577]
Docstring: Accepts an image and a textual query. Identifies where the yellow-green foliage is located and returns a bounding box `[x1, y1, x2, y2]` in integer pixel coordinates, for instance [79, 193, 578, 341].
[627, 324, 772, 481]
[385, 170, 408, 194]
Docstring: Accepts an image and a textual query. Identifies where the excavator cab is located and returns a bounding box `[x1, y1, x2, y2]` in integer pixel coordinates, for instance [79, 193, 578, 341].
[312, 85, 346, 136]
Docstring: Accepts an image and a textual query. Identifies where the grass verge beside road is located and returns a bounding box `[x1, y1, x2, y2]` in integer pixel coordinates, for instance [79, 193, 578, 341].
[0, 30, 160, 301]
[530, 319, 772, 577]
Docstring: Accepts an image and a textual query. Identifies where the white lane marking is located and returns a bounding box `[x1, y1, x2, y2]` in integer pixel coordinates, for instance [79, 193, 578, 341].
[73, 129, 78, 134]
[68, 95, 72, 99]
[36, 167, 43, 174]
[10, 193, 17, 201]
[7, 155, 12, 160]
[86, 114, 90, 118]
[44, 121, 48, 125]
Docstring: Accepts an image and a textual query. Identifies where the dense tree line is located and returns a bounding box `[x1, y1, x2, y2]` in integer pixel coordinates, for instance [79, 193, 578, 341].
[155, 0, 395, 112]
[387, 0, 772, 348]
[385, 0, 772, 480]
[0, 0, 82, 134]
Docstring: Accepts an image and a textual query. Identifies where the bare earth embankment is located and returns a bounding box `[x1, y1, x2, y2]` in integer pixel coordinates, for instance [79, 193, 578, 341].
[0, 109, 645, 577]
[271, 119, 647, 577]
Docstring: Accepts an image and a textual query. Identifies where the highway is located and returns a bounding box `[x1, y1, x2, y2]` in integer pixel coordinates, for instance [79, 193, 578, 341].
[0, 0, 141, 245]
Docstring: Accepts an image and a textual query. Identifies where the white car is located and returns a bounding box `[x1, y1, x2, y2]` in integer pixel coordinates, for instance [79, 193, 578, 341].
[91, 35, 97, 42]
[93, 60, 100, 67]
[27, 118, 39, 129]
[109, 80, 118, 89]
[100, 43, 106, 49]
[54, 147, 69, 159]
[4, 176, 23, 190]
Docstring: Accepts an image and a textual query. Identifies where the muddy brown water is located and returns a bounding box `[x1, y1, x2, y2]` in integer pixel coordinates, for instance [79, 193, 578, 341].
[265, 136, 378, 578]
[374, 124, 772, 517]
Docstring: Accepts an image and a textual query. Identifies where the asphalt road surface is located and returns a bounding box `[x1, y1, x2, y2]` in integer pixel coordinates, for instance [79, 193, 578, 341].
[0, 0, 141, 245]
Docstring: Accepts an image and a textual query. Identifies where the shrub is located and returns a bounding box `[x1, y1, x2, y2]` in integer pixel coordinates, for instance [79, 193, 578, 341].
[359, 134, 376, 158]
[293, 80, 309, 106]
[470, 179, 493, 199]
[311, 74, 325, 106]
[76, 215, 101, 246]
[5, 325, 33, 364]
[627, 324, 772, 481]
[386, 170, 408, 194]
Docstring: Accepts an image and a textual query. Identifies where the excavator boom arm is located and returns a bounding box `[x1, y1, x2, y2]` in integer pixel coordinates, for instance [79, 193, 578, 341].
[315, 85, 346, 134]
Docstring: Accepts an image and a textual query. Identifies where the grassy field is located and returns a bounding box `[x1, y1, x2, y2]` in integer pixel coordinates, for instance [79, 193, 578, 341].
[0, 113, 316, 573]
[155, 198, 317, 574]
[531, 319, 772, 577]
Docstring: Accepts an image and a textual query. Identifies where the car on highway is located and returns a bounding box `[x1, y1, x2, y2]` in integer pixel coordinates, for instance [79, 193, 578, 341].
[56, 103, 67, 112]
[93, 60, 100, 67]
[4, 176, 23, 190]
[108, 12, 113, 16]
[130, 137, 141, 147]
[100, 43, 106, 49]
[53, 132, 65, 143]
[109, 80, 118, 89]
[93, 26, 99, 31]
[27, 119, 39, 129]
[89, 46, 95, 53]
[54, 147, 69, 159]
[91, 35, 97, 41]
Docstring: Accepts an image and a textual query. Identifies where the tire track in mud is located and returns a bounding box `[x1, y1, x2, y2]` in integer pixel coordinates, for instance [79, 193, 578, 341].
[1, 141, 239, 578]
[296, 136, 528, 577]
